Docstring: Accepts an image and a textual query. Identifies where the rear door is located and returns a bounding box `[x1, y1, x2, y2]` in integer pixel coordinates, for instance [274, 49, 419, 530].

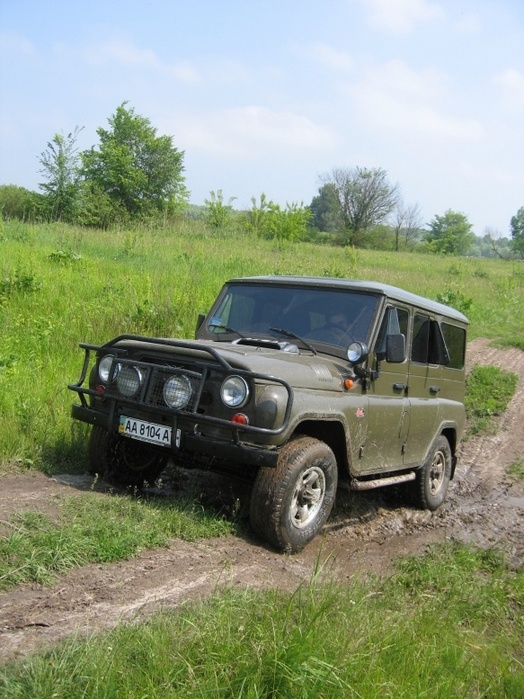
[404, 313, 447, 466]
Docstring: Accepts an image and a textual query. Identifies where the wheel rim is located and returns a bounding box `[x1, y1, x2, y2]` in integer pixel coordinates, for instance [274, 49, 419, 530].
[290, 465, 326, 529]
[428, 449, 446, 495]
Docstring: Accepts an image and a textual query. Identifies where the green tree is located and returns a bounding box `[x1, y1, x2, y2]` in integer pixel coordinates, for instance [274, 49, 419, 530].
[266, 201, 311, 245]
[74, 181, 124, 229]
[38, 127, 83, 221]
[245, 195, 310, 245]
[244, 193, 273, 237]
[309, 183, 343, 234]
[81, 103, 187, 221]
[203, 190, 237, 230]
[510, 206, 524, 258]
[0, 185, 44, 222]
[392, 202, 423, 251]
[424, 210, 475, 255]
[321, 167, 400, 246]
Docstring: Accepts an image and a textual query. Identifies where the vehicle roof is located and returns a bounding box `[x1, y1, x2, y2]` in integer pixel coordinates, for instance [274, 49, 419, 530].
[226, 275, 469, 324]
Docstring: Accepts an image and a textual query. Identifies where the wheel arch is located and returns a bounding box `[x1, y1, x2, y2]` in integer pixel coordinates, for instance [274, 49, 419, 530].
[291, 419, 349, 479]
[440, 426, 458, 479]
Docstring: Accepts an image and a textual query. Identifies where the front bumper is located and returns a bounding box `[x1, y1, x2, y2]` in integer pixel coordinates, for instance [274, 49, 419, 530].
[71, 404, 279, 468]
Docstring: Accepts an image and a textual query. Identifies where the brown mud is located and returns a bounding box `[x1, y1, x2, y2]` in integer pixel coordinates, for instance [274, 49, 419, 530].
[1, 338, 523, 664]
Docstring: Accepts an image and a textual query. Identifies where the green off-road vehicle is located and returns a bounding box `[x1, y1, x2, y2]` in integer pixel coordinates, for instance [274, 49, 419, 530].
[69, 276, 468, 552]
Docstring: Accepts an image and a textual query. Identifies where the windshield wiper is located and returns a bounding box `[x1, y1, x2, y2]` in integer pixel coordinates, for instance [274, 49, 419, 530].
[270, 327, 317, 355]
[208, 323, 245, 339]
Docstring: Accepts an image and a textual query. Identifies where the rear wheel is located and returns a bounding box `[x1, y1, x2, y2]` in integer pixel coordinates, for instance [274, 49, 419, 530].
[411, 435, 451, 510]
[249, 436, 338, 553]
[87, 426, 168, 487]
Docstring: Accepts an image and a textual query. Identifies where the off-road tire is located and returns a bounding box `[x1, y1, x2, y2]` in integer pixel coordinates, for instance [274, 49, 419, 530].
[87, 425, 168, 488]
[411, 435, 452, 510]
[249, 436, 338, 553]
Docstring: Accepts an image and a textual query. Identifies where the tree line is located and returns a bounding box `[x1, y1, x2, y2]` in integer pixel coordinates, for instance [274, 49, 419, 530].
[1, 102, 523, 258]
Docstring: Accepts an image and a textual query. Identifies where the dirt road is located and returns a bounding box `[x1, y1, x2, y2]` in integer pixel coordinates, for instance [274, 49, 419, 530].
[1, 338, 523, 664]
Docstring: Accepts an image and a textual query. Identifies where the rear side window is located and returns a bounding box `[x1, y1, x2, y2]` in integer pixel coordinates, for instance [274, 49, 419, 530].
[441, 323, 466, 369]
[412, 314, 450, 365]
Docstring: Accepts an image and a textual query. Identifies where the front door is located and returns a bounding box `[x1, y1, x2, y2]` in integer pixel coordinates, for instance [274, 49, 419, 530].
[356, 306, 410, 475]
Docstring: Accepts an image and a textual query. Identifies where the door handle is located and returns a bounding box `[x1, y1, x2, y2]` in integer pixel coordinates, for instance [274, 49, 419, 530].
[393, 382, 407, 392]
[429, 385, 441, 394]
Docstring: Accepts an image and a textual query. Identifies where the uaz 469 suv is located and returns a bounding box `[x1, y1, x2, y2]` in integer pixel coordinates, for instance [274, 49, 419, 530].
[69, 276, 468, 552]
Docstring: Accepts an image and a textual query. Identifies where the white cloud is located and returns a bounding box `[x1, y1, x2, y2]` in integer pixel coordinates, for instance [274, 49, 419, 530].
[348, 59, 483, 139]
[308, 42, 354, 73]
[359, 0, 444, 34]
[493, 68, 524, 111]
[171, 106, 338, 159]
[83, 39, 201, 83]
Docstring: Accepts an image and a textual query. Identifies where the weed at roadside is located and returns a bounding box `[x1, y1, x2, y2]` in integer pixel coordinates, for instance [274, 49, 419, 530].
[465, 365, 518, 437]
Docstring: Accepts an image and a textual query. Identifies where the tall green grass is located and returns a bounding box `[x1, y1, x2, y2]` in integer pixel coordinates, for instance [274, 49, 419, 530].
[1, 543, 523, 696]
[465, 366, 519, 436]
[1, 219, 523, 468]
[0, 492, 234, 590]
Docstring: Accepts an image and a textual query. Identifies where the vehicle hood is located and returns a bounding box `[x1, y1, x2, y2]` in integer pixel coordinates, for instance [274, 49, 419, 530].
[114, 337, 350, 391]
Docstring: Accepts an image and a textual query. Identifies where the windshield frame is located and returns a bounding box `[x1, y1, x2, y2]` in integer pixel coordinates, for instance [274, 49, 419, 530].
[198, 281, 382, 356]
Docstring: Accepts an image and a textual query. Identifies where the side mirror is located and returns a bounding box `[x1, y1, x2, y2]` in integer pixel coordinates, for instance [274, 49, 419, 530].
[386, 334, 405, 363]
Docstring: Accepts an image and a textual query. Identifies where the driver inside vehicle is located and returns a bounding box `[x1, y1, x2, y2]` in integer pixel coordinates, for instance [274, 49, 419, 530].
[309, 311, 351, 344]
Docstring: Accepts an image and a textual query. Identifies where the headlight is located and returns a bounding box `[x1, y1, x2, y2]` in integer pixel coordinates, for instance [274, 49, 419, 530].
[221, 375, 249, 408]
[163, 375, 192, 409]
[98, 354, 119, 383]
[116, 365, 143, 398]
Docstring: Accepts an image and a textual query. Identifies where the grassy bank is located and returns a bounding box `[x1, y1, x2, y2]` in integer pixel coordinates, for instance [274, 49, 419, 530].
[1, 542, 523, 697]
[0, 491, 235, 591]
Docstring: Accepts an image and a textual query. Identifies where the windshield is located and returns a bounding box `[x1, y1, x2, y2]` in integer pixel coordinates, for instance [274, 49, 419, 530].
[204, 283, 380, 350]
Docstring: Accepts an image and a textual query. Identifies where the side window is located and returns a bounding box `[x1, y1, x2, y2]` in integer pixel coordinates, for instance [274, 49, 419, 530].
[441, 323, 466, 369]
[412, 314, 430, 363]
[375, 306, 409, 360]
[412, 314, 451, 365]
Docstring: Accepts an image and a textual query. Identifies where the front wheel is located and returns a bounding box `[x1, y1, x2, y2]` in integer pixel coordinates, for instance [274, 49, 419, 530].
[249, 436, 338, 553]
[411, 435, 452, 510]
[87, 426, 168, 488]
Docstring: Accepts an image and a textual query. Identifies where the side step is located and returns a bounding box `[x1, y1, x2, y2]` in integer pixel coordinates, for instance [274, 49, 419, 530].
[349, 471, 416, 491]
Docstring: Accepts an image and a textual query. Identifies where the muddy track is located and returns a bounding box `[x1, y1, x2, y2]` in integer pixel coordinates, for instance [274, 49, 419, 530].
[1, 338, 523, 664]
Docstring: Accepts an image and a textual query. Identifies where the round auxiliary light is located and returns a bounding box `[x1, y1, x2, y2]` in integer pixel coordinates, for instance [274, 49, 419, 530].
[98, 354, 119, 383]
[116, 365, 143, 398]
[221, 375, 249, 408]
[347, 342, 369, 365]
[163, 375, 192, 410]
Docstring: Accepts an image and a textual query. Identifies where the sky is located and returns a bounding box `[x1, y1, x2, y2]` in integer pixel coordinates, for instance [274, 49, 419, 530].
[1, 0, 523, 237]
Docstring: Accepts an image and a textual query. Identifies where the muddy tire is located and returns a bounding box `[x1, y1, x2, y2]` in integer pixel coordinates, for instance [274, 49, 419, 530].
[249, 436, 338, 553]
[411, 435, 452, 511]
[87, 426, 168, 488]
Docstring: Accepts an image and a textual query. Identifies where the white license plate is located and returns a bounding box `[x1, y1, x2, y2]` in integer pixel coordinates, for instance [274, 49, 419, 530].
[119, 416, 172, 447]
